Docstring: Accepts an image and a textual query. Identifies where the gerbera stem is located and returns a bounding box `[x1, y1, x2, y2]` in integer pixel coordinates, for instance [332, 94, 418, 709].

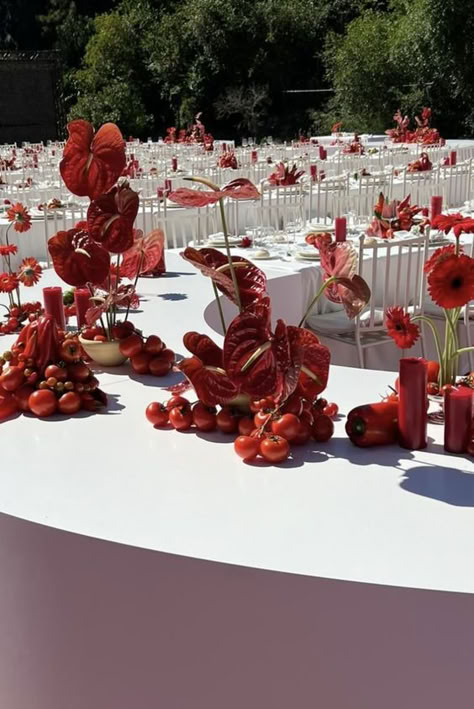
[411, 315, 445, 384]
[298, 276, 338, 328]
[212, 281, 226, 335]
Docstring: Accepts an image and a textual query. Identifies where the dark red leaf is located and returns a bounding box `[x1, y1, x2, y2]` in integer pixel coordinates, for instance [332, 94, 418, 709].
[288, 326, 330, 399]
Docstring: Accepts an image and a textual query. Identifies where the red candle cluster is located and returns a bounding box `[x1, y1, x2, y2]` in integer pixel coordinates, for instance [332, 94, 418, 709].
[43, 287, 65, 330]
[444, 387, 473, 453]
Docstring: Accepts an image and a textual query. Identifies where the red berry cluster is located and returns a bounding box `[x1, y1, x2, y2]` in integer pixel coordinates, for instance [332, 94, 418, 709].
[0, 302, 43, 334]
[145, 392, 339, 465]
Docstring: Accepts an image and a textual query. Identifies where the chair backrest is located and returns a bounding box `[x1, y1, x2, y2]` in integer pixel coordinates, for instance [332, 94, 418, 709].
[307, 174, 350, 224]
[356, 229, 429, 332]
[400, 166, 439, 206]
[355, 173, 393, 219]
[439, 159, 472, 208]
[155, 207, 219, 249]
[259, 182, 305, 230]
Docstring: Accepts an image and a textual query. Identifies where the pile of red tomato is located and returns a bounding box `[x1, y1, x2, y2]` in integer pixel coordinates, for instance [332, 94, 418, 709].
[0, 302, 43, 334]
[146, 392, 339, 464]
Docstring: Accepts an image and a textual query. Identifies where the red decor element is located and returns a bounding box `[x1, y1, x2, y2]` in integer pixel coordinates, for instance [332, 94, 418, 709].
[335, 217, 347, 242]
[60, 120, 126, 199]
[251, 150, 258, 164]
[407, 152, 432, 172]
[450, 151, 457, 166]
[87, 180, 139, 254]
[444, 386, 472, 453]
[43, 287, 66, 330]
[386, 107, 443, 145]
[318, 146, 327, 160]
[398, 358, 427, 450]
[319, 242, 371, 318]
[430, 195, 443, 220]
[121, 229, 164, 279]
[431, 212, 474, 238]
[74, 289, 90, 328]
[310, 164, 317, 182]
[48, 228, 111, 287]
[171, 156, 178, 172]
[345, 400, 399, 447]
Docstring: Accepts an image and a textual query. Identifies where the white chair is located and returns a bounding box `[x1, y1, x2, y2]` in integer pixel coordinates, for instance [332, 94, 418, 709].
[306, 173, 350, 224]
[155, 208, 219, 249]
[438, 159, 472, 208]
[259, 182, 305, 230]
[305, 231, 429, 368]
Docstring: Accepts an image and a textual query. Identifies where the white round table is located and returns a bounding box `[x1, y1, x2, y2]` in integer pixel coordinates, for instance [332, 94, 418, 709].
[0, 252, 473, 708]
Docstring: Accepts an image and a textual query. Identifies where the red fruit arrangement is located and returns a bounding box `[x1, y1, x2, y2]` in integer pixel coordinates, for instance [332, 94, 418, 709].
[0, 314, 107, 421]
[146, 391, 339, 464]
[0, 301, 43, 334]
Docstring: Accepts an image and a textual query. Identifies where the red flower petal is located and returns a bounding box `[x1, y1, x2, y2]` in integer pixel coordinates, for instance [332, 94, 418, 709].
[178, 356, 238, 407]
[288, 326, 330, 399]
[87, 182, 139, 253]
[183, 332, 224, 368]
[121, 229, 164, 279]
[60, 120, 126, 200]
[168, 188, 222, 208]
[48, 228, 110, 287]
[221, 178, 261, 200]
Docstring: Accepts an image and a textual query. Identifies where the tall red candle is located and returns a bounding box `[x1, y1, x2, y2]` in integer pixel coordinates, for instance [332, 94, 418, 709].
[444, 387, 472, 453]
[171, 156, 178, 172]
[449, 151, 457, 166]
[335, 217, 347, 242]
[310, 164, 317, 182]
[43, 287, 65, 330]
[430, 195, 443, 220]
[74, 288, 90, 329]
[164, 179, 172, 193]
[319, 145, 327, 160]
[251, 150, 258, 164]
[398, 357, 427, 449]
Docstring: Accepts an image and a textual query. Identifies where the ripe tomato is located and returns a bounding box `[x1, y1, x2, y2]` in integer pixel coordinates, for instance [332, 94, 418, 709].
[81, 327, 101, 340]
[45, 364, 68, 382]
[238, 416, 255, 436]
[0, 366, 24, 392]
[58, 391, 81, 415]
[259, 435, 290, 463]
[144, 335, 163, 355]
[192, 403, 217, 431]
[0, 394, 18, 420]
[313, 397, 328, 411]
[427, 382, 440, 396]
[161, 348, 175, 364]
[146, 402, 169, 427]
[426, 360, 440, 383]
[130, 351, 152, 374]
[217, 407, 240, 433]
[67, 362, 90, 382]
[322, 402, 339, 419]
[169, 405, 193, 431]
[292, 420, 312, 446]
[119, 333, 143, 358]
[166, 395, 190, 410]
[112, 323, 133, 340]
[253, 410, 272, 429]
[312, 414, 334, 442]
[149, 356, 171, 376]
[13, 384, 34, 412]
[59, 339, 82, 362]
[441, 384, 455, 396]
[234, 435, 261, 461]
[271, 413, 300, 441]
[250, 396, 274, 412]
[281, 394, 303, 416]
[28, 389, 57, 417]
[94, 335, 107, 342]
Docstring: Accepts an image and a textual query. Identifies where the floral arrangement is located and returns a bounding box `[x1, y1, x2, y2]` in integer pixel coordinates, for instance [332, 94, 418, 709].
[218, 151, 239, 169]
[164, 112, 214, 151]
[386, 107, 443, 145]
[144, 176, 370, 464]
[268, 162, 304, 186]
[343, 134, 364, 154]
[385, 213, 474, 392]
[0, 200, 44, 333]
[407, 152, 432, 172]
[366, 193, 422, 239]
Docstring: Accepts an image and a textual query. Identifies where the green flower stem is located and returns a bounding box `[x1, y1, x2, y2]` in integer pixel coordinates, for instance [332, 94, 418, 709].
[449, 346, 474, 359]
[124, 252, 144, 323]
[212, 281, 226, 335]
[412, 314, 446, 384]
[298, 276, 338, 328]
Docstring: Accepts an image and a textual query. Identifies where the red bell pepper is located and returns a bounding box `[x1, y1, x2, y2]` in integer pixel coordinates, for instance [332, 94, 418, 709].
[345, 400, 399, 447]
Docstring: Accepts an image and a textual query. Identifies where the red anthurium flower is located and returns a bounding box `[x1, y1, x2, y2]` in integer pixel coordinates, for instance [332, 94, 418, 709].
[87, 180, 139, 253]
[181, 247, 267, 308]
[60, 120, 126, 200]
[223, 298, 301, 401]
[183, 331, 224, 368]
[288, 326, 331, 399]
[168, 188, 222, 208]
[319, 241, 371, 318]
[48, 227, 111, 287]
[220, 178, 261, 200]
[178, 356, 238, 407]
[121, 229, 164, 279]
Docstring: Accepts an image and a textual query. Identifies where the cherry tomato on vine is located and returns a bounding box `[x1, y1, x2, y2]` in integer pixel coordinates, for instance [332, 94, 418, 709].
[234, 435, 261, 461]
[119, 333, 143, 358]
[312, 414, 334, 442]
[217, 407, 240, 433]
[192, 402, 217, 431]
[130, 351, 152, 374]
[144, 335, 163, 355]
[0, 366, 24, 392]
[146, 402, 169, 427]
[322, 402, 339, 419]
[253, 410, 272, 429]
[149, 357, 171, 376]
[238, 416, 255, 436]
[427, 382, 440, 396]
[292, 420, 312, 446]
[161, 348, 175, 364]
[169, 405, 193, 431]
[313, 397, 328, 411]
[45, 364, 68, 382]
[28, 389, 57, 417]
[281, 394, 303, 417]
[166, 395, 190, 410]
[271, 413, 300, 441]
[58, 391, 82, 415]
[259, 435, 290, 463]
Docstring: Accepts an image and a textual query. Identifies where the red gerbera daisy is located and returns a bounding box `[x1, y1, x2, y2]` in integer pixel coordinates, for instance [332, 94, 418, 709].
[428, 254, 474, 309]
[385, 306, 420, 348]
[17, 258, 42, 286]
[0, 244, 18, 257]
[6, 203, 32, 233]
[424, 244, 459, 274]
[0, 272, 19, 293]
[431, 213, 474, 238]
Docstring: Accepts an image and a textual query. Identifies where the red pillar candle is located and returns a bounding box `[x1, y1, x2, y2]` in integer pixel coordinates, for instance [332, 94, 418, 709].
[43, 287, 65, 330]
[74, 288, 90, 329]
[157, 187, 164, 199]
[430, 195, 443, 220]
[335, 216, 347, 242]
[421, 207, 429, 217]
[444, 386, 473, 453]
[310, 164, 317, 182]
[222, 142, 227, 152]
[398, 357, 428, 450]
[450, 151, 457, 166]
[164, 179, 172, 193]
[319, 145, 327, 160]
[251, 149, 258, 164]
[171, 156, 178, 172]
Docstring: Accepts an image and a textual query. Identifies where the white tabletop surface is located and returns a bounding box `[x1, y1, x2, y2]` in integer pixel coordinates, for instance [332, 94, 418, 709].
[0, 251, 473, 595]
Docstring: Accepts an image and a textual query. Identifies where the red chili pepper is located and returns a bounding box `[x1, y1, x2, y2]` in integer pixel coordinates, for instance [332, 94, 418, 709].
[345, 400, 399, 447]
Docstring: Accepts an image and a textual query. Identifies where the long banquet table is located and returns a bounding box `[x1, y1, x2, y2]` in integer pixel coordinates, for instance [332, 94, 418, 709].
[0, 252, 474, 708]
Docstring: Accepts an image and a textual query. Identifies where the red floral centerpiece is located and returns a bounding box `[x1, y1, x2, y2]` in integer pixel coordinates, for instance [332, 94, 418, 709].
[218, 151, 239, 169]
[268, 162, 304, 186]
[0, 200, 44, 333]
[407, 152, 432, 172]
[164, 112, 214, 151]
[386, 107, 443, 145]
[366, 193, 422, 238]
